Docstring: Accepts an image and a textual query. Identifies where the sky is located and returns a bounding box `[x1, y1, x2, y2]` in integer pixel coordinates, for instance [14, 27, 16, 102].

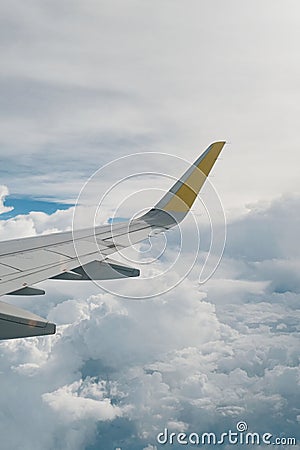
[0, 1, 299, 449]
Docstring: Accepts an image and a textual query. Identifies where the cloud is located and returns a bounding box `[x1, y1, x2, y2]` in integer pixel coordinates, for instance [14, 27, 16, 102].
[43, 379, 124, 422]
[226, 195, 300, 261]
[0, 1, 299, 207]
[0, 192, 299, 449]
[0, 203, 74, 241]
[0, 185, 13, 215]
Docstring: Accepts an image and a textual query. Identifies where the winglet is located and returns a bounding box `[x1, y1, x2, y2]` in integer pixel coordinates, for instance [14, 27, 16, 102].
[143, 141, 225, 227]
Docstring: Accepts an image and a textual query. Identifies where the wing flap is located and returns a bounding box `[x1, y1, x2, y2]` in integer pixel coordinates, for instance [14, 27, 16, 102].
[72, 259, 140, 280]
[8, 286, 45, 296]
[0, 300, 55, 339]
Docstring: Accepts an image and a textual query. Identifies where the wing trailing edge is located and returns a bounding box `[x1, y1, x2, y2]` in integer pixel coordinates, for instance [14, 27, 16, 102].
[52, 259, 140, 281]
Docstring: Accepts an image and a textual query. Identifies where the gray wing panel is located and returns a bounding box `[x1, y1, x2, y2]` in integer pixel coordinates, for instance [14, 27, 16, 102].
[0, 219, 155, 296]
[0, 301, 55, 339]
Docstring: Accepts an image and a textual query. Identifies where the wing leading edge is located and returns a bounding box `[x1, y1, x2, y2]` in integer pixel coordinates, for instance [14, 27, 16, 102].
[0, 141, 225, 339]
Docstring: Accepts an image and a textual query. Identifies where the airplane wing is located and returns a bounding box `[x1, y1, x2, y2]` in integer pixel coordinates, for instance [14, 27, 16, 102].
[0, 141, 225, 339]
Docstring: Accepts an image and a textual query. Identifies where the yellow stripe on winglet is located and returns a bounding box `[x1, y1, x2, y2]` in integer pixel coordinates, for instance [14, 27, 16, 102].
[162, 141, 225, 213]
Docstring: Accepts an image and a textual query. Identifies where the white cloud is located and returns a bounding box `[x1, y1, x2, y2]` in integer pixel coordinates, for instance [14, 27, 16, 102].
[0, 185, 13, 215]
[0, 192, 299, 449]
[43, 379, 123, 422]
[0, 195, 74, 241]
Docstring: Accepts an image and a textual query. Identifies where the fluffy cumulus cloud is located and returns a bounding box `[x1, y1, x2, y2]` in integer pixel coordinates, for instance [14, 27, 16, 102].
[0, 194, 299, 449]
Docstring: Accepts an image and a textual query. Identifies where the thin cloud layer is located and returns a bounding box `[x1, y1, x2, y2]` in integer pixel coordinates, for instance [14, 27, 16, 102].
[0, 1, 299, 206]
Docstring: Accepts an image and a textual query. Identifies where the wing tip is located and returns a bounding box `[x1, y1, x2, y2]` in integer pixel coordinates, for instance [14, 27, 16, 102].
[210, 140, 226, 146]
[45, 321, 56, 336]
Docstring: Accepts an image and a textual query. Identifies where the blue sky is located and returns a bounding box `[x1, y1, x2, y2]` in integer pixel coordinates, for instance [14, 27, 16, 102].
[0, 1, 299, 450]
[0, 195, 74, 219]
